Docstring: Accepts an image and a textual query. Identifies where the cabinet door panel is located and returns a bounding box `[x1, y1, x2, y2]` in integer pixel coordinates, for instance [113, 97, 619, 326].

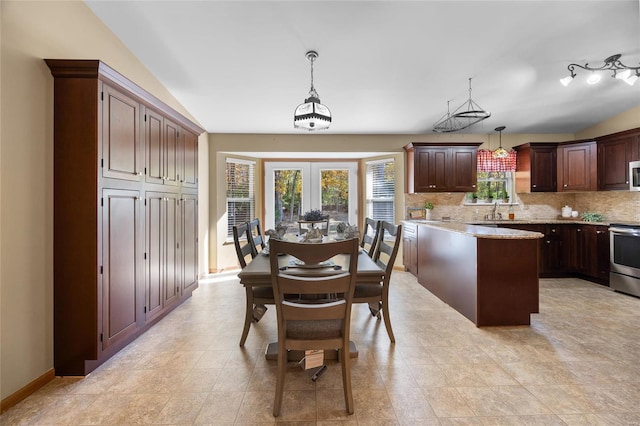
[559, 142, 596, 191]
[164, 119, 179, 186]
[414, 149, 433, 192]
[431, 150, 449, 190]
[450, 148, 477, 191]
[102, 189, 141, 350]
[145, 109, 164, 185]
[182, 194, 198, 292]
[598, 137, 631, 190]
[145, 194, 164, 321]
[531, 148, 556, 191]
[181, 130, 198, 188]
[165, 195, 180, 305]
[102, 86, 141, 181]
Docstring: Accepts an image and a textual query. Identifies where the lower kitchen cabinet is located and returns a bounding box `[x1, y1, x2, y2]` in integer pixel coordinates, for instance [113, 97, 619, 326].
[500, 222, 609, 285]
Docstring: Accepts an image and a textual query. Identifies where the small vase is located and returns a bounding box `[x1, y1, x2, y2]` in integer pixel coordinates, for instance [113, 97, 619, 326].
[425, 209, 432, 220]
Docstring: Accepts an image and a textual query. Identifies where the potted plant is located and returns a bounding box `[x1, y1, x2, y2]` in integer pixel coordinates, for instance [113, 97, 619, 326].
[499, 189, 509, 203]
[486, 190, 494, 204]
[424, 202, 434, 220]
[468, 192, 478, 203]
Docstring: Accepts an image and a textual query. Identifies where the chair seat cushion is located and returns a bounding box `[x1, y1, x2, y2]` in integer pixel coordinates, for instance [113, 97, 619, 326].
[286, 319, 343, 339]
[354, 284, 383, 298]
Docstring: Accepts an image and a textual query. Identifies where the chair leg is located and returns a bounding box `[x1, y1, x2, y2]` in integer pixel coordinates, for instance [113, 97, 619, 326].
[273, 342, 286, 417]
[381, 303, 396, 343]
[340, 346, 354, 414]
[239, 287, 253, 347]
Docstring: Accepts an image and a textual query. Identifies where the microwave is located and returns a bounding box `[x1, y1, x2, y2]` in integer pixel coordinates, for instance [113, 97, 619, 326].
[631, 161, 640, 191]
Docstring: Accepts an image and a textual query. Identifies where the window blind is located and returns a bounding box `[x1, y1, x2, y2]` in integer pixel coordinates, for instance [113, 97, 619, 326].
[226, 158, 255, 238]
[366, 158, 395, 223]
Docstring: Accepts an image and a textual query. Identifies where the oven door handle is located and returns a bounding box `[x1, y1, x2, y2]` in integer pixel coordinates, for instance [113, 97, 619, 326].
[610, 227, 640, 236]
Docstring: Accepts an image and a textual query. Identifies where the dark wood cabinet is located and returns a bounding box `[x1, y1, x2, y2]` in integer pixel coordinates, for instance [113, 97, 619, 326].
[597, 129, 640, 190]
[101, 189, 144, 350]
[514, 143, 558, 192]
[46, 59, 204, 375]
[181, 193, 199, 293]
[500, 222, 609, 285]
[557, 141, 597, 191]
[404, 143, 480, 193]
[102, 85, 143, 182]
[402, 222, 418, 276]
[576, 224, 610, 284]
[180, 130, 199, 188]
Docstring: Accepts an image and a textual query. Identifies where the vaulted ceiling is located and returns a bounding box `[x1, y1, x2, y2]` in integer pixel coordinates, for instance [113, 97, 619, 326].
[86, 1, 640, 135]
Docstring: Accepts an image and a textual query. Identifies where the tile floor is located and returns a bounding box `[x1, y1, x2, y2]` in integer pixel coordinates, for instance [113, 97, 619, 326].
[2, 272, 640, 425]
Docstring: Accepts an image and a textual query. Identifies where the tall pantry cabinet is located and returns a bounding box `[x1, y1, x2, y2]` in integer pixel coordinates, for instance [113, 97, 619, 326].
[46, 60, 204, 375]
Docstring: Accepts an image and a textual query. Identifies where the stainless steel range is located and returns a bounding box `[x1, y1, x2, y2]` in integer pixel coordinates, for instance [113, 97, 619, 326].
[610, 222, 640, 297]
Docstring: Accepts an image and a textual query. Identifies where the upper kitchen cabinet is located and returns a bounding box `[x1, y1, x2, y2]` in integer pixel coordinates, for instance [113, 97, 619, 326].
[597, 128, 640, 190]
[404, 142, 481, 193]
[557, 140, 597, 192]
[514, 143, 558, 193]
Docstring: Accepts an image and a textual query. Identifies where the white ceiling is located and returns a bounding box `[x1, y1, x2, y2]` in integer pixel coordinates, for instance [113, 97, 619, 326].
[85, 1, 640, 136]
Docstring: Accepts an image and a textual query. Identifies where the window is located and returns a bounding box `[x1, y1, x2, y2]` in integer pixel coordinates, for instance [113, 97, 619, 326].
[366, 158, 395, 222]
[469, 149, 516, 204]
[226, 158, 255, 238]
[474, 171, 515, 204]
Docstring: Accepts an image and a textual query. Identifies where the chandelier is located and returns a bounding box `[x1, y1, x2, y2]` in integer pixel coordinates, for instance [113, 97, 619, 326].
[560, 53, 640, 87]
[433, 78, 491, 133]
[492, 126, 508, 159]
[294, 51, 331, 131]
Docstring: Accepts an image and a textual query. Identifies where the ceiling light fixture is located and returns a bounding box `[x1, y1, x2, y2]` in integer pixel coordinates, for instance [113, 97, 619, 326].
[492, 126, 509, 159]
[433, 78, 490, 133]
[560, 53, 640, 87]
[294, 51, 331, 131]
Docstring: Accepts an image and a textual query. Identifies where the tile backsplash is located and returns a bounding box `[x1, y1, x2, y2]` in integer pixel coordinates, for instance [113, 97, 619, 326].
[405, 191, 640, 223]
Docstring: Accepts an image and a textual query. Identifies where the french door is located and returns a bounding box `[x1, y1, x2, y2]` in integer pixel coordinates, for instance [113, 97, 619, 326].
[264, 162, 358, 232]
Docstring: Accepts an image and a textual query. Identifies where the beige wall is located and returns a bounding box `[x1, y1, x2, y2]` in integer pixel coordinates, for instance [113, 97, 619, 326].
[576, 106, 640, 140]
[0, 1, 207, 400]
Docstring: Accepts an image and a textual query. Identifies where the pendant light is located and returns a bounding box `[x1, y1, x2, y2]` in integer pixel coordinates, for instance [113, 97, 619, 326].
[294, 51, 331, 131]
[492, 126, 509, 159]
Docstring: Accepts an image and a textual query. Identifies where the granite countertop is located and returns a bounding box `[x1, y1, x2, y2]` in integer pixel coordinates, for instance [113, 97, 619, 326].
[411, 221, 544, 240]
[466, 219, 611, 226]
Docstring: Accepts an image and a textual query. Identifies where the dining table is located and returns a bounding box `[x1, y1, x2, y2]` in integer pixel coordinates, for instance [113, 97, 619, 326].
[237, 245, 385, 360]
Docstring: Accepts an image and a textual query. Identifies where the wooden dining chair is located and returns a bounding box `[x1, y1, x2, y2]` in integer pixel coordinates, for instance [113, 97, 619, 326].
[353, 221, 402, 343]
[360, 217, 381, 257]
[248, 218, 266, 256]
[269, 238, 359, 417]
[233, 222, 274, 346]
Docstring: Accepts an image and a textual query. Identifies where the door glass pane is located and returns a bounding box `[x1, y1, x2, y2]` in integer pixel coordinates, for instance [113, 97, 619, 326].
[321, 169, 349, 226]
[273, 169, 303, 233]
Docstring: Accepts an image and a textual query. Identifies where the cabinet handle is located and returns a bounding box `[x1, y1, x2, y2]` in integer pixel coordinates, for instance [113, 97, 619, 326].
[137, 172, 142, 176]
[546, 240, 550, 244]
[564, 184, 567, 187]
[626, 181, 629, 184]
[577, 229, 581, 232]
[533, 184, 537, 188]
[551, 228, 556, 233]
[472, 184, 476, 188]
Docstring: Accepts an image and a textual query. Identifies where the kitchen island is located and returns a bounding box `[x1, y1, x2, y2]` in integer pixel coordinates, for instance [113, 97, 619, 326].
[414, 222, 543, 326]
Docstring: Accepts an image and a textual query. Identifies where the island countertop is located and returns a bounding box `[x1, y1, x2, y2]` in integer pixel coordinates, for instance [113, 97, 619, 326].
[403, 220, 543, 240]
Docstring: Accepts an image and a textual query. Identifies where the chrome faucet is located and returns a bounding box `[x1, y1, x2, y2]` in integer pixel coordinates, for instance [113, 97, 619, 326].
[484, 202, 503, 221]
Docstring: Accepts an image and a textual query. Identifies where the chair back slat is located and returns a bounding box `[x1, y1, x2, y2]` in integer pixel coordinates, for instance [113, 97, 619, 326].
[278, 273, 351, 295]
[248, 218, 266, 256]
[232, 222, 253, 268]
[373, 222, 402, 276]
[360, 218, 381, 257]
[282, 299, 347, 321]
